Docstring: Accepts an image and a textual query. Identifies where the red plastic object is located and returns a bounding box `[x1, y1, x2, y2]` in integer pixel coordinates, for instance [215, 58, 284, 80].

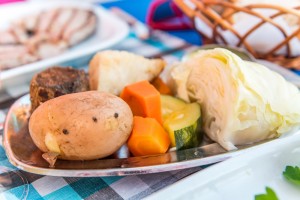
[146, 0, 192, 30]
[0, 0, 24, 5]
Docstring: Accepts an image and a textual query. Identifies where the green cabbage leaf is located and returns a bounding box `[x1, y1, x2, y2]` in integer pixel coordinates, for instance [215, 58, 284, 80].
[172, 48, 300, 150]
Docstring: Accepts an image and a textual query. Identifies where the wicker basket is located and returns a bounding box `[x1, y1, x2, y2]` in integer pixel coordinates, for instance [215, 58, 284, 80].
[174, 0, 300, 69]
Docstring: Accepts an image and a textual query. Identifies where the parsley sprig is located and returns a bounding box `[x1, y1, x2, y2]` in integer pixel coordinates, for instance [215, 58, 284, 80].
[283, 166, 300, 186]
[255, 187, 279, 200]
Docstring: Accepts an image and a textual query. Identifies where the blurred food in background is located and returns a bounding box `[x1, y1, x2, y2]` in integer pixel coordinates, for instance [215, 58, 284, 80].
[174, 0, 300, 69]
[0, 7, 97, 70]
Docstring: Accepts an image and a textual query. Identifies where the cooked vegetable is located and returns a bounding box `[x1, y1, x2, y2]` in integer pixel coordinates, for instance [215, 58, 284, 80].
[29, 91, 133, 162]
[89, 50, 165, 95]
[160, 94, 186, 120]
[121, 80, 163, 124]
[151, 77, 172, 95]
[127, 116, 170, 156]
[283, 166, 300, 185]
[255, 187, 278, 200]
[171, 62, 193, 103]
[172, 48, 300, 150]
[163, 102, 201, 149]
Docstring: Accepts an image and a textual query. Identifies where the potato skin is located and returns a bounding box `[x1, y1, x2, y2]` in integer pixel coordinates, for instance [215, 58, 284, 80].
[29, 91, 133, 160]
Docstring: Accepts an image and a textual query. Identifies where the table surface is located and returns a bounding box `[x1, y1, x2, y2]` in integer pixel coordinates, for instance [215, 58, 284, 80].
[0, 1, 207, 199]
[1, 1, 300, 200]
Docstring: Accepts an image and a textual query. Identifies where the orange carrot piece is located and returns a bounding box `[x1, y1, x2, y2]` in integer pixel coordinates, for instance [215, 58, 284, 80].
[151, 77, 172, 95]
[120, 80, 163, 124]
[127, 116, 170, 156]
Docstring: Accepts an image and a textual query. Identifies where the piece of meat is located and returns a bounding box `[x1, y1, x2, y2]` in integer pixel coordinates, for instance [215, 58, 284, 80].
[0, 15, 38, 45]
[27, 33, 67, 59]
[0, 45, 38, 69]
[22, 15, 39, 32]
[0, 44, 28, 54]
[64, 14, 97, 46]
[29, 66, 89, 112]
[62, 10, 90, 39]
[35, 41, 67, 59]
[1, 7, 97, 70]
[0, 31, 18, 44]
[10, 24, 29, 44]
[0, 53, 38, 70]
[36, 9, 59, 33]
[48, 8, 74, 41]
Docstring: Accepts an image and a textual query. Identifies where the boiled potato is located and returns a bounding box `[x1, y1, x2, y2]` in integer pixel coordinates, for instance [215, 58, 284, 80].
[29, 91, 133, 160]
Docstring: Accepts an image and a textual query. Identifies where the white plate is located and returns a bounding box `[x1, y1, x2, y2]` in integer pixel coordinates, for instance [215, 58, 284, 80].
[146, 132, 300, 200]
[0, 0, 129, 90]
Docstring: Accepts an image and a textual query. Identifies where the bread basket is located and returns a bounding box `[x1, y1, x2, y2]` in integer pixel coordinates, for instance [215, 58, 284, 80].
[174, 0, 300, 69]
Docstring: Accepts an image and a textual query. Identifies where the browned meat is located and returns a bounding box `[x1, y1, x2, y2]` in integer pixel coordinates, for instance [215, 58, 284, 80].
[30, 66, 89, 112]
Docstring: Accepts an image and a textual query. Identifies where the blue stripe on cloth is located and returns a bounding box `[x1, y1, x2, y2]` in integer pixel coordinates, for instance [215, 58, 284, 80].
[101, 176, 124, 185]
[43, 185, 82, 200]
[126, 32, 170, 53]
[0, 160, 16, 169]
[0, 146, 16, 169]
[292, 69, 300, 76]
[2, 186, 24, 200]
[142, 38, 169, 52]
[69, 177, 109, 199]
[25, 185, 43, 200]
[2, 185, 39, 200]
[0, 146, 7, 161]
[125, 31, 183, 53]
[126, 32, 137, 39]
[167, 49, 187, 59]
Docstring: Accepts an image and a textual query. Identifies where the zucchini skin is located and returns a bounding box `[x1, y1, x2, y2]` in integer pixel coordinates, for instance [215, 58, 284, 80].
[174, 117, 202, 150]
[163, 102, 203, 150]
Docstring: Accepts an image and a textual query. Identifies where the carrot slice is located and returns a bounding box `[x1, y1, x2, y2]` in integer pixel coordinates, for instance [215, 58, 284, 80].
[120, 80, 163, 124]
[151, 77, 172, 95]
[127, 116, 170, 156]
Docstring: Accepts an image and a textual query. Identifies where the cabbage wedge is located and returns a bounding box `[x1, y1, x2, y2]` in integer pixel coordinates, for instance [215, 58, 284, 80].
[172, 48, 300, 150]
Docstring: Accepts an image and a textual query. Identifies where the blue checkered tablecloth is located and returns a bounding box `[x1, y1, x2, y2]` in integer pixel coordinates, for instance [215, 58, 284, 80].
[0, 28, 205, 200]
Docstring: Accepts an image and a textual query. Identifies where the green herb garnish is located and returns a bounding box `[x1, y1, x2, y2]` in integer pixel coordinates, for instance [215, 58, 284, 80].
[255, 187, 279, 200]
[283, 166, 300, 186]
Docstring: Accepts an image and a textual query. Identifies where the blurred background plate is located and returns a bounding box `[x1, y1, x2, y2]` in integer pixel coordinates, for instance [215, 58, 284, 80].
[0, 0, 129, 91]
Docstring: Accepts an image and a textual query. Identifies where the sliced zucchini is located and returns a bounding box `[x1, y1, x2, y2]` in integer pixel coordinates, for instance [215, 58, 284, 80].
[161, 95, 186, 120]
[163, 102, 202, 150]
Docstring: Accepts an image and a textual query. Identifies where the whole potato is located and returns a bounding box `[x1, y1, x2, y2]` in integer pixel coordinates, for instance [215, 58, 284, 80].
[29, 91, 133, 160]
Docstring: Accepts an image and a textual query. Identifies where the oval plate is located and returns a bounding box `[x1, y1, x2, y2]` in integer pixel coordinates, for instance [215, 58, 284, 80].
[2, 94, 299, 177]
